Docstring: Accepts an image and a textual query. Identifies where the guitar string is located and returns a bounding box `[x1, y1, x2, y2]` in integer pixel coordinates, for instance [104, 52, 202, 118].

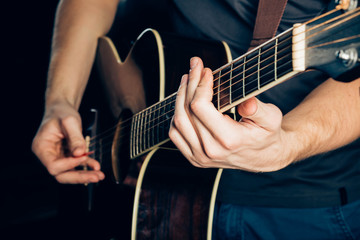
[84, 55, 293, 158]
[87, 47, 293, 149]
[87, 36, 293, 145]
[121, 28, 358, 153]
[85, 37, 290, 144]
[304, 10, 360, 45]
[86, 8, 358, 150]
[308, 34, 360, 49]
[87, 7, 359, 144]
[87, 22, 358, 154]
[87, 42, 358, 160]
[212, 45, 292, 97]
[134, 8, 360, 128]
[84, 42, 321, 159]
[213, 8, 360, 95]
[84, 49, 302, 158]
[84, 1, 357, 164]
[211, 7, 358, 77]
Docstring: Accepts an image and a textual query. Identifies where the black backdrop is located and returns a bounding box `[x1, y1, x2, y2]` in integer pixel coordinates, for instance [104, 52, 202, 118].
[2, 1, 172, 239]
[2, 1, 60, 238]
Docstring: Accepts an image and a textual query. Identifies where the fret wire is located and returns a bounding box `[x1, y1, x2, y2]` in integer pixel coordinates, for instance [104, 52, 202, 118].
[217, 70, 221, 110]
[215, 43, 292, 97]
[156, 101, 160, 145]
[147, 108, 152, 148]
[242, 56, 246, 98]
[164, 100, 169, 141]
[219, 62, 293, 110]
[257, 48, 261, 90]
[160, 101, 165, 143]
[213, 33, 293, 94]
[141, 111, 145, 153]
[229, 63, 233, 105]
[143, 108, 148, 151]
[150, 105, 155, 147]
[134, 113, 140, 156]
[166, 99, 173, 140]
[275, 38, 278, 81]
[212, 30, 292, 79]
[130, 117, 134, 157]
[220, 59, 293, 109]
[148, 106, 153, 149]
[218, 52, 293, 109]
[137, 112, 141, 155]
[143, 110, 147, 151]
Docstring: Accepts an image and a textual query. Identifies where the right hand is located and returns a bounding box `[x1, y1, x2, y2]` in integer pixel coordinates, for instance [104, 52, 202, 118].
[32, 102, 105, 184]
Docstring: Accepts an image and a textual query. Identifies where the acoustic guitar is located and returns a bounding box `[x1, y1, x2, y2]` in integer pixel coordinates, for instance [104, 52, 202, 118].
[85, 4, 360, 240]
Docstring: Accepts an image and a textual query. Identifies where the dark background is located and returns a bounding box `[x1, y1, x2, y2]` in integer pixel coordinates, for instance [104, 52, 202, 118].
[1, 0, 172, 239]
[2, 1, 60, 238]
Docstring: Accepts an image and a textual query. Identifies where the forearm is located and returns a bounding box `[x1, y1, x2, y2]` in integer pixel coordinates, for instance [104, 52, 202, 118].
[283, 77, 360, 162]
[45, 0, 120, 111]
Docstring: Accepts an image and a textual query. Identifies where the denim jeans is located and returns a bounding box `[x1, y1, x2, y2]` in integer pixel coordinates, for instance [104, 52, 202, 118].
[212, 200, 360, 240]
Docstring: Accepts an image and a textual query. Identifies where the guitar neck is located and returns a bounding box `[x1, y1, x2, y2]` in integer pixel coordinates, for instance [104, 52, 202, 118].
[130, 5, 360, 158]
[212, 28, 297, 113]
[130, 28, 301, 159]
[130, 93, 177, 159]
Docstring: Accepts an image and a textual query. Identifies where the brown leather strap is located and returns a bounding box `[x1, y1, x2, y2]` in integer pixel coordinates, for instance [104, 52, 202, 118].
[249, 0, 288, 50]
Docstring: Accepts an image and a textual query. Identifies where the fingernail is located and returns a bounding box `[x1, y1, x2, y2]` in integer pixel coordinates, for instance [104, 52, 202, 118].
[190, 57, 198, 70]
[72, 146, 84, 157]
[181, 74, 188, 84]
[179, 75, 188, 90]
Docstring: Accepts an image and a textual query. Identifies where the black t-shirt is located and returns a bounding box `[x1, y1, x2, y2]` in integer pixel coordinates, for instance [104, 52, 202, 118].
[171, 0, 360, 208]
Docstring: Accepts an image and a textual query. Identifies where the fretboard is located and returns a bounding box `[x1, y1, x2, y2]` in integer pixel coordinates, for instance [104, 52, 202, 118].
[130, 28, 298, 159]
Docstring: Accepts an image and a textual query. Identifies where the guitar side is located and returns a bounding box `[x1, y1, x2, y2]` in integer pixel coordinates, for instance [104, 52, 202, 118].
[96, 29, 231, 239]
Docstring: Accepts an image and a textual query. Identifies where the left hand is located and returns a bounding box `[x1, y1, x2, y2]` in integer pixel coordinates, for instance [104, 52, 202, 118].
[169, 57, 293, 172]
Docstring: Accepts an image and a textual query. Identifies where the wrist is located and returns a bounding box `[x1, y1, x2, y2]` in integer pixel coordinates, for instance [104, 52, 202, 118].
[43, 98, 81, 122]
[44, 85, 82, 110]
[279, 121, 311, 168]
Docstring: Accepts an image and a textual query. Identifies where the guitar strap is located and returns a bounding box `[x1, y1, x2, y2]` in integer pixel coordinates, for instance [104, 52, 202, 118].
[249, 0, 288, 50]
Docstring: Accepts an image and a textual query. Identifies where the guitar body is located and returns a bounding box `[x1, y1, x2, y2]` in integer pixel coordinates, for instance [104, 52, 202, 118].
[96, 29, 232, 239]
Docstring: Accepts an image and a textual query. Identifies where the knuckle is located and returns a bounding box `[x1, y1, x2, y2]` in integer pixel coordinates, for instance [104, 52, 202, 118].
[61, 115, 75, 124]
[267, 104, 283, 119]
[220, 137, 237, 151]
[190, 99, 202, 114]
[47, 166, 58, 176]
[203, 146, 221, 159]
[168, 128, 176, 141]
[61, 115, 80, 128]
[172, 115, 185, 129]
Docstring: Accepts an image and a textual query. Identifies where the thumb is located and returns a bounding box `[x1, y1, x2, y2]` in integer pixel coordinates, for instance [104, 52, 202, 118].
[61, 116, 86, 157]
[237, 97, 283, 131]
